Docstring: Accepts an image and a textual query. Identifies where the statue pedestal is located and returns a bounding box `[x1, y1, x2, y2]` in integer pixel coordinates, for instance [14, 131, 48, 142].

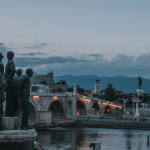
[136, 89, 143, 97]
[0, 117, 37, 150]
[2, 117, 19, 130]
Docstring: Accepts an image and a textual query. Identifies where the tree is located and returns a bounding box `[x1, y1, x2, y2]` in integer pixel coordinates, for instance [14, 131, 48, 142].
[142, 93, 149, 103]
[77, 85, 85, 93]
[61, 81, 66, 84]
[68, 86, 73, 92]
[104, 83, 116, 101]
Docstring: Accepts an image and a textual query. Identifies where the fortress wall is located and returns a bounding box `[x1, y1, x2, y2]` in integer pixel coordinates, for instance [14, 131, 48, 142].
[31, 73, 53, 85]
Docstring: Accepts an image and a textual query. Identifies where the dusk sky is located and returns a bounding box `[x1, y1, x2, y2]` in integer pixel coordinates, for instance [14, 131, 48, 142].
[0, 0, 150, 77]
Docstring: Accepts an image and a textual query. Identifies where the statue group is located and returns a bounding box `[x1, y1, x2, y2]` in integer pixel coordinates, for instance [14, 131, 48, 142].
[0, 51, 33, 130]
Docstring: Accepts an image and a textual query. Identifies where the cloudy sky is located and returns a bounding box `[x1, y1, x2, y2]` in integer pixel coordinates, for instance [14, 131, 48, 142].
[0, 0, 150, 77]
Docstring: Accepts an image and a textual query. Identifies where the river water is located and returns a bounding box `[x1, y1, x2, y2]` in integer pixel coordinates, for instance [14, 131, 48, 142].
[37, 127, 150, 150]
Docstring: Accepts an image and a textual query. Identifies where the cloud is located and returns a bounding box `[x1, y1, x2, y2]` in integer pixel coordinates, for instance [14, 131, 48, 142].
[36, 52, 47, 55]
[21, 46, 41, 49]
[20, 52, 47, 56]
[20, 42, 47, 49]
[21, 53, 150, 76]
[0, 43, 4, 46]
[14, 55, 90, 68]
[1, 45, 150, 77]
[89, 54, 103, 57]
[52, 49, 57, 52]
[34, 39, 39, 43]
[36, 42, 47, 46]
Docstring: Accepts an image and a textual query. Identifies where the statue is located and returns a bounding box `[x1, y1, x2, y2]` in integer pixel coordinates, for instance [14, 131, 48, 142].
[138, 76, 142, 89]
[21, 68, 33, 130]
[4, 51, 16, 117]
[0, 53, 4, 117]
[0, 72, 5, 131]
[0, 52, 4, 75]
[14, 69, 22, 117]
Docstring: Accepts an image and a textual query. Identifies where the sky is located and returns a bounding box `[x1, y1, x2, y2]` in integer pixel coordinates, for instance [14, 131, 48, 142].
[0, 0, 150, 77]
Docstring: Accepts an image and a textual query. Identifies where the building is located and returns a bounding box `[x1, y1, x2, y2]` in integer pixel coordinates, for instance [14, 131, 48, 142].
[92, 79, 100, 95]
[31, 71, 67, 92]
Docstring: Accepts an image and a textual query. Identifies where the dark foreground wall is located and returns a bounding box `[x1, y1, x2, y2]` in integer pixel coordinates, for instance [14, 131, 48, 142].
[0, 141, 34, 150]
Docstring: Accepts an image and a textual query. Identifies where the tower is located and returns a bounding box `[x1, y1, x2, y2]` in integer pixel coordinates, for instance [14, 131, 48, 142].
[95, 79, 100, 94]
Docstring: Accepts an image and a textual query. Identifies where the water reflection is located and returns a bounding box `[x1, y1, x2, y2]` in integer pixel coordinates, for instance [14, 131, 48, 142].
[37, 128, 150, 150]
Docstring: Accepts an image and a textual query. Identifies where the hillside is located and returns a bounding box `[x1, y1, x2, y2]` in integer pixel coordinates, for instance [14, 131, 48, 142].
[53, 75, 150, 94]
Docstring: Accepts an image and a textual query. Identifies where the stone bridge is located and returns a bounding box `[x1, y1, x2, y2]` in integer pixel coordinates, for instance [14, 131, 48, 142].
[28, 92, 123, 126]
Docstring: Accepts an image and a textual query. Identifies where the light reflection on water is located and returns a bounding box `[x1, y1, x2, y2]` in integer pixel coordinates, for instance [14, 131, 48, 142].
[37, 128, 150, 150]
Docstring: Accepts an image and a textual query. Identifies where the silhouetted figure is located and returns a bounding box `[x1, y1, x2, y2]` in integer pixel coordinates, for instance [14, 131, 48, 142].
[0, 52, 4, 75]
[21, 68, 33, 130]
[14, 69, 22, 117]
[0, 72, 5, 131]
[138, 76, 142, 89]
[4, 51, 16, 117]
[0, 53, 4, 117]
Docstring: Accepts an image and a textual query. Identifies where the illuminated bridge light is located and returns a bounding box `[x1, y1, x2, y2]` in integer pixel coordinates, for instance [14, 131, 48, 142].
[53, 96, 58, 100]
[33, 96, 40, 99]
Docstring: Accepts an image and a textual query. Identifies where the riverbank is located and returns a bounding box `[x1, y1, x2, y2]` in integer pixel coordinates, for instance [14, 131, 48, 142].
[57, 115, 150, 130]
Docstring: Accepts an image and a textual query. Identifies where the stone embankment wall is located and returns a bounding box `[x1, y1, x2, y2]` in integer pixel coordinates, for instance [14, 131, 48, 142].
[76, 117, 150, 129]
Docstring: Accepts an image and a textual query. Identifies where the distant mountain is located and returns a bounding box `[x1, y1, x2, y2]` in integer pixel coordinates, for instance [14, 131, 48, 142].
[53, 75, 150, 94]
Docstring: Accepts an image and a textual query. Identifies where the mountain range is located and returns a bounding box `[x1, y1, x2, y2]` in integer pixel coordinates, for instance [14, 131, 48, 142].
[53, 75, 150, 94]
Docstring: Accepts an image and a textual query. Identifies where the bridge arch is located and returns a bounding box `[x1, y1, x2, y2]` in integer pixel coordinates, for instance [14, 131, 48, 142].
[92, 102, 100, 114]
[49, 100, 65, 121]
[104, 105, 111, 114]
[76, 98, 86, 115]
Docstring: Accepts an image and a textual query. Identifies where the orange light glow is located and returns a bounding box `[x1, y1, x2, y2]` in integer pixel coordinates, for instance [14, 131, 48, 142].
[53, 96, 58, 100]
[77, 112, 79, 116]
[103, 102, 107, 105]
[96, 112, 99, 115]
[107, 109, 110, 112]
[83, 96, 86, 99]
[79, 98, 91, 103]
[103, 102, 122, 110]
[33, 96, 39, 99]
[82, 99, 91, 103]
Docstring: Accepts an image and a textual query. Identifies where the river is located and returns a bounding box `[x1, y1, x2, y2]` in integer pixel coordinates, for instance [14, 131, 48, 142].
[37, 127, 150, 150]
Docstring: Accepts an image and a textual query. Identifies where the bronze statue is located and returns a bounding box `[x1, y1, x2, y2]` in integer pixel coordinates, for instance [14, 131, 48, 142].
[21, 68, 33, 130]
[138, 76, 142, 89]
[0, 72, 5, 131]
[0, 52, 4, 75]
[0, 53, 4, 117]
[4, 51, 16, 117]
[14, 69, 22, 117]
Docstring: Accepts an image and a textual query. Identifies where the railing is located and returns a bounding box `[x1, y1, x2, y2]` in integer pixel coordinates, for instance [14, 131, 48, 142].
[30, 92, 67, 97]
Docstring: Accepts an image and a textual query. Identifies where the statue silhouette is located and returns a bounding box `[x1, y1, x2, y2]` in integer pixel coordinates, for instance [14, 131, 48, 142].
[138, 76, 142, 89]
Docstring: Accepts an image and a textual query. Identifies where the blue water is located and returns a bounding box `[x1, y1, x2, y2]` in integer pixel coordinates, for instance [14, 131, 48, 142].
[37, 127, 150, 150]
